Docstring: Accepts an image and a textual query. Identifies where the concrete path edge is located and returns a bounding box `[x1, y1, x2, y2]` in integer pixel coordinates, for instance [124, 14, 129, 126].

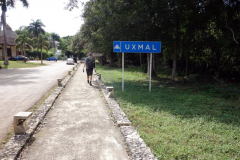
[94, 73, 157, 160]
[0, 63, 80, 160]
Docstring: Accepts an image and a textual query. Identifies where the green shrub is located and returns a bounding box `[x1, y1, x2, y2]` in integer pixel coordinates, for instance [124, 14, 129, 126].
[201, 84, 240, 100]
[26, 50, 50, 59]
[219, 88, 240, 100]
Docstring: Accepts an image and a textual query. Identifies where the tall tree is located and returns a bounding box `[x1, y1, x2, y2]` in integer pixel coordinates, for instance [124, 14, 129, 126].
[15, 25, 33, 38]
[33, 34, 49, 64]
[15, 34, 33, 56]
[0, 0, 29, 65]
[51, 32, 60, 50]
[27, 19, 45, 38]
[68, 0, 240, 79]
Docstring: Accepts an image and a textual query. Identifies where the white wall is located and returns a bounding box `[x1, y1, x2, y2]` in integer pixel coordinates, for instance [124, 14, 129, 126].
[0, 45, 17, 57]
[11, 46, 16, 57]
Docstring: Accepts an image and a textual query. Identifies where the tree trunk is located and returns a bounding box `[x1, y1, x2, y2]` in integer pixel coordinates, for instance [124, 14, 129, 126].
[53, 40, 55, 49]
[140, 53, 142, 66]
[109, 52, 114, 66]
[37, 47, 39, 60]
[99, 56, 102, 65]
[21, 47, 23, 56]
[102, 56, 106, 66]
[185, 49, 189, 77]
[151, 53, 157, 77]
[41, 48, 43, 64]
[171, 40, 178, 80]
[216, 49, 220, 74]
[2, 9, 8, 65]
[153, 53, 157, 74]
[24, 43, 26, 56]
[118, 53, 122, 68]
[171, 20, 180, 80]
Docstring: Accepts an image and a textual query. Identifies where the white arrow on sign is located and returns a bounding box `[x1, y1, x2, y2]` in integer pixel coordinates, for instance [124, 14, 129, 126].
[114, 45, 121, 49]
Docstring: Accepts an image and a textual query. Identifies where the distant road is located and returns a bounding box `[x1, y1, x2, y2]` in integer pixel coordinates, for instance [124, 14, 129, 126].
[0, 61, 76, 141]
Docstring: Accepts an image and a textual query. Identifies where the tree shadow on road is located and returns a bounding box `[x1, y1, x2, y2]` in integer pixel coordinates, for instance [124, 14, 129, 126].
[3, 64, 8, 69]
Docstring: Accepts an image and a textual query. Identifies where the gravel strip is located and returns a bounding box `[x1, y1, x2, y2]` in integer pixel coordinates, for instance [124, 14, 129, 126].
[120, 126, 157, 160]
[95, 75, 131, 126]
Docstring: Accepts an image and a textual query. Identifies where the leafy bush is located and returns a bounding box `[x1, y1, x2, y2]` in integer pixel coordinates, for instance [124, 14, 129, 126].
[202, 84, 219, 94]
[26, 50, 50, 59]
[219, 88, 240, 100]
[202, 84, 240, 100]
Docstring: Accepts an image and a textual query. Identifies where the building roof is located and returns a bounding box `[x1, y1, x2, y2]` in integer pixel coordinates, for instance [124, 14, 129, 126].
[0, 23, 18, 46]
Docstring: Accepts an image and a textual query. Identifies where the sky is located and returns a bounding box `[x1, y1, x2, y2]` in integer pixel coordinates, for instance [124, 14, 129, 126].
[6, 0, 89, 37]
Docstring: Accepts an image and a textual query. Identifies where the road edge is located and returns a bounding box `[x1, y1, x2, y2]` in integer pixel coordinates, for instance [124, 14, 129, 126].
[0, 63, 81, 160]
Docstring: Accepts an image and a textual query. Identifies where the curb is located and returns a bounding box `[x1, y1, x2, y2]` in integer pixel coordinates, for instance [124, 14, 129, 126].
[95, 76, 131, 126]
[0, 62, 81, 160]
[94, 73, 157, 160]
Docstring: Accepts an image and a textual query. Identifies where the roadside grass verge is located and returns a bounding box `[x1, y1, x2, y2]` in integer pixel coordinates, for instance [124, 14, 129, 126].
[0, 60, 45, 69]
[0, 86, 57, 150]
[96, 65, 240, 160]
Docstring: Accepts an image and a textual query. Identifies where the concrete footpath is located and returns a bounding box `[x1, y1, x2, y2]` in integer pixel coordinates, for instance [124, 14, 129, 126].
[19, 64, 129, 160]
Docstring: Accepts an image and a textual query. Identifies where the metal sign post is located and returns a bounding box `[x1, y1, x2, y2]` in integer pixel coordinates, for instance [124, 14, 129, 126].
[122, 52, 124, 91]
[113, 41, 161, 92]
[149, 53, 152, 92]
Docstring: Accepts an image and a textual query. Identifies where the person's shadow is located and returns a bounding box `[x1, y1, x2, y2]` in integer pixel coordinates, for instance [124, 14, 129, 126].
[91, 80, 101, 89]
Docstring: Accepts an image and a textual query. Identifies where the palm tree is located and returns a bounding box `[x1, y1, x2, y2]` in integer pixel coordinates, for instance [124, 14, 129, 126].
[50, 32, 60, 55]
[33, 34, 49, 64]
[27, 19, 45, 38]
[1, 0, 29, 65]
[15, 25, 33, 39]
[51, 32, 60, 49]
[15, 34, 33, 56]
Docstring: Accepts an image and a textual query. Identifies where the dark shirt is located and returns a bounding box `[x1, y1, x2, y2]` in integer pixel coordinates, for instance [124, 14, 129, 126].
[85, 57, 95, 69]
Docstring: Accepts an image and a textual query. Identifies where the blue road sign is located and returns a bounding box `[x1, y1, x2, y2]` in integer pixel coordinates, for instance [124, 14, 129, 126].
[113, 41, 161, 53]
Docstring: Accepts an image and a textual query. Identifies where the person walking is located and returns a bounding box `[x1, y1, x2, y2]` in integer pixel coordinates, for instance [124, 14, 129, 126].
[83, 52, 95, 86]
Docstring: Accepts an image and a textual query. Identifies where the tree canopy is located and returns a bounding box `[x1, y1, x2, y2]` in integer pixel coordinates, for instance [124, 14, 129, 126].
[67, 0, 240, 80]
[1, 0, 29, 65]
[15, 34, 33, 56]
[33, 34, 49, 64]
[27, 19, 45, 38]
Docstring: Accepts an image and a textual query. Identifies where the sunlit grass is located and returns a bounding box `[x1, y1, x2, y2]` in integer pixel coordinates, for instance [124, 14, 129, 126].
[0, 60, 45, 69]
[96, 64, 240, 160]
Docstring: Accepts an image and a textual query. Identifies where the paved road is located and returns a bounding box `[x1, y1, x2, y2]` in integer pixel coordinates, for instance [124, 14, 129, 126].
[0, 61, 75, 141]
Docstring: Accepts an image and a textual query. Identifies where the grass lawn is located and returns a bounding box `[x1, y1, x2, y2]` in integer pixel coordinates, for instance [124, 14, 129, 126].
[0, 60, 45, 69]
[96, 65, 240, 160]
